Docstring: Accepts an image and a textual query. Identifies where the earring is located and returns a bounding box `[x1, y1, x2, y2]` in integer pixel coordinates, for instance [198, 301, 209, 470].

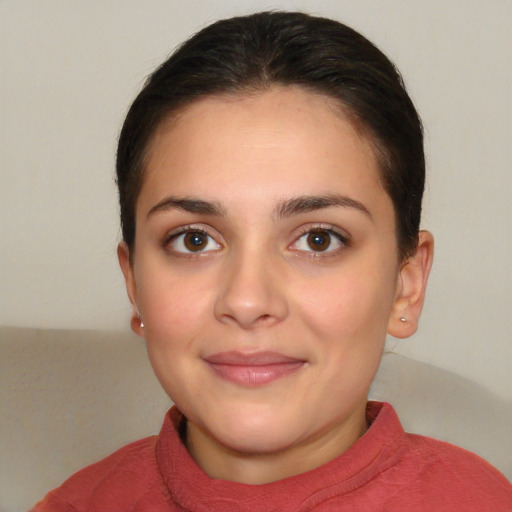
[136, 309, 144, 328]
[399, 316, 407, 323]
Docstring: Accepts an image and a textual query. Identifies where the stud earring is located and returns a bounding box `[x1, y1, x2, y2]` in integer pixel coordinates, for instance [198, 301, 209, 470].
[136, 309, 144, 328]
[399, 317, 407, 323]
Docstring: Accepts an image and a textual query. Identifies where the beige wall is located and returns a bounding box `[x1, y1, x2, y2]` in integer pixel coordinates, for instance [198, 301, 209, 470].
[1, 1, 511, 399]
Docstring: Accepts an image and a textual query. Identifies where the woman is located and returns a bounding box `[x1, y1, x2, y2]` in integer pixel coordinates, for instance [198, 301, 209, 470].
[32, 11, 512, 511]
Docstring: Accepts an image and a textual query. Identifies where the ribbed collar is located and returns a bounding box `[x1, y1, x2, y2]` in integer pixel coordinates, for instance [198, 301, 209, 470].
[156, 402, 408, 511]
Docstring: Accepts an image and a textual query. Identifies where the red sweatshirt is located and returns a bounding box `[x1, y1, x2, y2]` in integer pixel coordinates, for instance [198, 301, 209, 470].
[32, 402, 512, 511]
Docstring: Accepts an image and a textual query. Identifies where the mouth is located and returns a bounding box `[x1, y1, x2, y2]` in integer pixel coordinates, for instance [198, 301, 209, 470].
[203, 351, 306, 387]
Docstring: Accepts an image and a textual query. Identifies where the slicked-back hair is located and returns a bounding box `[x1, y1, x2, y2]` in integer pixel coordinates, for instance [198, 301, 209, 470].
[117, 11, 424, 259]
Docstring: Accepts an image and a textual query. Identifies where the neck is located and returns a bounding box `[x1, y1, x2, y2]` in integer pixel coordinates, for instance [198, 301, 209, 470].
[185, 402, 369, 485]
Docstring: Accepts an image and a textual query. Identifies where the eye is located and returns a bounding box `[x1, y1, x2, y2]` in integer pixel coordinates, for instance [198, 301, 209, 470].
[291, 228, 348, 253]
[167, 229, 221, 254]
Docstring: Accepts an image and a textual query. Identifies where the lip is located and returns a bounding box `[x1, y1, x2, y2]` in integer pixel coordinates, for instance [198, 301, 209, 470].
[203, 351, 306, 387]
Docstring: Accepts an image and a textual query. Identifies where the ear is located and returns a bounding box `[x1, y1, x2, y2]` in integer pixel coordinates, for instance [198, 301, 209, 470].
[117, 242, 144, 337]
[388, 231, 434, 339]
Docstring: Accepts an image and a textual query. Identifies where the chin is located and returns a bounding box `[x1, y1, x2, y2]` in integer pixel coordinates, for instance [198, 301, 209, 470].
[207, 406, 305, 455]
[221, 427, 299, 456]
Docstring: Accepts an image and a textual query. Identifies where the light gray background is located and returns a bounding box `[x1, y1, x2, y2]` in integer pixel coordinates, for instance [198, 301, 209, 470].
[1, 0, 511, 400]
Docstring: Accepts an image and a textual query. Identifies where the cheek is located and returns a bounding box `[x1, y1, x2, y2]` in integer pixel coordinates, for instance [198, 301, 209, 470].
[296, 263, 396, 341]
[137, 269, 216, 404]
[136, 264, 215, 346]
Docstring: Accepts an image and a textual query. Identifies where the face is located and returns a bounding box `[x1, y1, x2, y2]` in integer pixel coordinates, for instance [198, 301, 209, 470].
[120, 87, 425, 480]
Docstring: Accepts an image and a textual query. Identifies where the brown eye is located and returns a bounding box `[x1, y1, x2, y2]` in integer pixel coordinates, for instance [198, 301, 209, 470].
[290, 228, 347, 254]
[306, 230, 331, 251]
[184, 232, 208, 252]
[169, 230, 221, 254]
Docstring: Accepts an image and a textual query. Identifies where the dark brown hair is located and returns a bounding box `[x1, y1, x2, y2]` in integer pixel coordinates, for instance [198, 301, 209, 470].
[117, 11, 424, 259]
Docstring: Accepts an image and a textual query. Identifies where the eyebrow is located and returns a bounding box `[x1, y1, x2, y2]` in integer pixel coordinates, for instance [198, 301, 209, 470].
[275, 194, 371, 219]
[146, 193, 371, 220]
[147, 196, 225, 218]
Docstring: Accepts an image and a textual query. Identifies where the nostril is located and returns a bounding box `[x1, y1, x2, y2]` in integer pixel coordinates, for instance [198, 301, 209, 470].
[255, 313, 274, 325]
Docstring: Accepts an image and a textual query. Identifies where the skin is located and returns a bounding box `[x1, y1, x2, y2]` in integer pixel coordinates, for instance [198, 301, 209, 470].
[119, 86, 433, 484]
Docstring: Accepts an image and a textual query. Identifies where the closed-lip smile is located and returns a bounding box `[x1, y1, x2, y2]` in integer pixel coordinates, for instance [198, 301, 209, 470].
[203, 351, 306, 387]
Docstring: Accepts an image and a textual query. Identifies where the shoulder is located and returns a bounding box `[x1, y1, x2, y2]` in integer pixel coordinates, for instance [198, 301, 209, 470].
[398, 433, 512, 509]
[406, 432, 509, 481]
[30, 436, 168, 511]
[358, 403, 512, 511]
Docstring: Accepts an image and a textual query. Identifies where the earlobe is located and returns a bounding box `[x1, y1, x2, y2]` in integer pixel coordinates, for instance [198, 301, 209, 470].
[388, 231, 434, 339]
[117, 242, 144, 337]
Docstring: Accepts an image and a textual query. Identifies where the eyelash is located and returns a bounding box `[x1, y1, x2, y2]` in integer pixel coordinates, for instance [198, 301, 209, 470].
[162, 225, 221, 255]
[162, 224, 350, 257]
[290, 225, 350, 256]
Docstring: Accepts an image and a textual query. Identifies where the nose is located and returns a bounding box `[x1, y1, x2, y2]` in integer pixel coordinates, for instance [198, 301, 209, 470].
[214, 248, 289, 329]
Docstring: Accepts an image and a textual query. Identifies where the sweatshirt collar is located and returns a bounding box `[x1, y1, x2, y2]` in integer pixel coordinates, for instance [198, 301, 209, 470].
[156, 402, 408, 511]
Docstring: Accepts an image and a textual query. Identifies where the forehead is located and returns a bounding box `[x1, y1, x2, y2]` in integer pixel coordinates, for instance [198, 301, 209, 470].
[140, 87, 390, 217]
